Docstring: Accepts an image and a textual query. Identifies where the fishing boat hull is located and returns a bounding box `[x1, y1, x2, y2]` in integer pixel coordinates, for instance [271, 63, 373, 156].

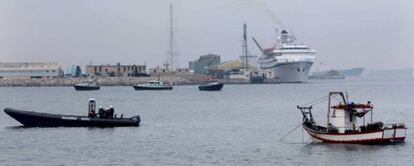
[133, 85, 173, 90]
[74, 85, 100, 91]
[198, 83, 224, 91]
[304, 125, 406, 144]
[4, 108, 140, 127]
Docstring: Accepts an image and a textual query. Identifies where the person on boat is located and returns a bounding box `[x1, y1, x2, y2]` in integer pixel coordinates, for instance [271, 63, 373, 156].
[88, 110, 96, 118]
[348, 102, 355, 108]
[107, 105, 115, 119]
[367, 101, 372, 107]
[98, 106, 105, 118]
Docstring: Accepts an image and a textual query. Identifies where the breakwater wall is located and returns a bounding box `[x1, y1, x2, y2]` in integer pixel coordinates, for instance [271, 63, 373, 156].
[0, 75, 205, 87]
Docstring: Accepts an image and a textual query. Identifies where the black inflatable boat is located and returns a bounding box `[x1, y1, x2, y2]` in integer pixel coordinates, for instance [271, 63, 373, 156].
[4, 108, 140, 127]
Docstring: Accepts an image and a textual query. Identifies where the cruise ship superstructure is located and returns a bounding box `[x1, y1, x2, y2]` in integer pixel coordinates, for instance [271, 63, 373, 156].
[257, 30, 316, 83]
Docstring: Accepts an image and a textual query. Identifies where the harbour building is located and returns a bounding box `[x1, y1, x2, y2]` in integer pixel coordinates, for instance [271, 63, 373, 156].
[0, 62, 63, 79]
[86, 63, 147, 77]
[149, 67, 191, 76]
[70, 65, 82, 77]
[189, 54, 221, 74]
[210, 60, 260, 80]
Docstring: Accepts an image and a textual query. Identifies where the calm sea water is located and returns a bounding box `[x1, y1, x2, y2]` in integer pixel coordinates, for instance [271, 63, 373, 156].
[1, 76, 413, 165]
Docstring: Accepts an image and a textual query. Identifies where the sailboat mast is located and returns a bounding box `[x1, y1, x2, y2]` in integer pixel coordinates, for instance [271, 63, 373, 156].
[169, 3, 174, 71]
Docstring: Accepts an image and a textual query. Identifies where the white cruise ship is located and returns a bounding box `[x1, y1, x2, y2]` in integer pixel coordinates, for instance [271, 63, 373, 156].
[258, 30, 316, 83]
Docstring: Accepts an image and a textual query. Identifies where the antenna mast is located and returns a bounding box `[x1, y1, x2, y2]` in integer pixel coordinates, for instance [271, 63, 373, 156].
[242, 23, 248, 70]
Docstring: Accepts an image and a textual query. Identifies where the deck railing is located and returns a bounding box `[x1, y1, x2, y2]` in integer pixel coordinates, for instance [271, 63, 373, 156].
[318, 122, 406, 134]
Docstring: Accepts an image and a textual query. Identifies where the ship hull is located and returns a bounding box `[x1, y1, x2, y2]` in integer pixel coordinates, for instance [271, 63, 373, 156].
[133, 85, 173, 90]
[261, 61, 313, 83]
[341, 68, 364, 77]
[304, 125, 406, 144]
[74, 85, 100, 91]
[198, 82, 224, 91]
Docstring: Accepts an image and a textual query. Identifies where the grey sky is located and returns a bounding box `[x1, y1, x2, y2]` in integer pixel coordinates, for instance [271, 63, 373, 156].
[0, 0, 413, 70]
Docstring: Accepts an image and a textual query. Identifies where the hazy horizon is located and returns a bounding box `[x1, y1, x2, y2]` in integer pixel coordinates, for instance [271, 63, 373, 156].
[0, 0, 413, 70]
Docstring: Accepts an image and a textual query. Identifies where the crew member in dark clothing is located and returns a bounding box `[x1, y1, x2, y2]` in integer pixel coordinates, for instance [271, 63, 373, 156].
[98, 106, 105, 118]
[88, 110, 96, 118]
[107, 105, 115, 119]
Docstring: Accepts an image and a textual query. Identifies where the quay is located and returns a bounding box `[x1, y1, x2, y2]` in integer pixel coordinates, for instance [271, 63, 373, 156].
[0, 75, 205, 87]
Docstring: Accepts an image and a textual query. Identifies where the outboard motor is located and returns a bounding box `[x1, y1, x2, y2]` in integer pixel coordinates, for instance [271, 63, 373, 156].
[88, 98, 96, 118]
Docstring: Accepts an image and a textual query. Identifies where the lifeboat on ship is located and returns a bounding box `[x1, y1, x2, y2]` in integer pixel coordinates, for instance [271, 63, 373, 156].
[298, 92, 406, 144]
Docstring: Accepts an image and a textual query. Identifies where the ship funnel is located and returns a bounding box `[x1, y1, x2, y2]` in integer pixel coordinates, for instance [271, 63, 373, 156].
[280, 30, 289, 44]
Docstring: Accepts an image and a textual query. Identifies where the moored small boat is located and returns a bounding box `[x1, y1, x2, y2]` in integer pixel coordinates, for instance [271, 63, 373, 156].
[133, 80, 173, 90]
[198, 81, 224, 91]
[74, 79, 100, 91]
[298, 92, 406, 144]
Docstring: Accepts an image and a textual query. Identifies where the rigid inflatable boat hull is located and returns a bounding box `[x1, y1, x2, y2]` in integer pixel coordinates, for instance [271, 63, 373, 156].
[4, 108, 140, 127]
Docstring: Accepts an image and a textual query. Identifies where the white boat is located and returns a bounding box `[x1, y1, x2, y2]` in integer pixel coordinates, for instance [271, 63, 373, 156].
[298, 92, 406, 144]
[256, 30, 316, 83]
[133, 80, 173, 90]
[74, 79, 100, 91]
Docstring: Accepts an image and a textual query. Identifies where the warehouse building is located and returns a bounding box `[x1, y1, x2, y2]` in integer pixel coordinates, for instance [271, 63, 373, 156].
[86, 63, 147, 77]
[0, 62, 63, 79]
[189, 54, 221, 74]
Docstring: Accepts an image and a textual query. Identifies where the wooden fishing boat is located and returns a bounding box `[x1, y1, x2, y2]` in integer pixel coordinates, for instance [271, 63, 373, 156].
[298, 92, 406, 144]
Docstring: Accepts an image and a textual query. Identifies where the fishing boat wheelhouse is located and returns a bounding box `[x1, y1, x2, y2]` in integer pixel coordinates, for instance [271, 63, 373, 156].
[298, 92, 406, 144]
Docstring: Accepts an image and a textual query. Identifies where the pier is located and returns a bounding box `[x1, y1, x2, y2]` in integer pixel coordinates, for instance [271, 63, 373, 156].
[0, 75, 205, 87]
